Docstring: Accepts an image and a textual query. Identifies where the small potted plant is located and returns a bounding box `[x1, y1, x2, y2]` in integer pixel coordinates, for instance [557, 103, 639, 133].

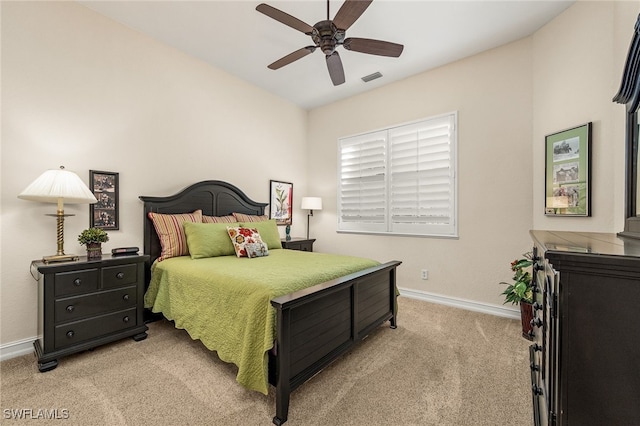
[78, 227, 109, 260]
[500, 252, 534, 340]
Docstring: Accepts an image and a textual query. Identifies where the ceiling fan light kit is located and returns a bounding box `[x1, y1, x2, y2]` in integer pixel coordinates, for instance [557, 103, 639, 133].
[256, 0, 404, 86]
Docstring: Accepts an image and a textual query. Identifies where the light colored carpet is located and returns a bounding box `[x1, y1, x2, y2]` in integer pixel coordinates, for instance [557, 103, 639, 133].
[0, 297, 531, 425]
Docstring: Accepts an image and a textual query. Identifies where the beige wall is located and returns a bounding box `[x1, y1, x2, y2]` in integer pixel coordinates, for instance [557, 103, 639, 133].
[2, 1, 638, 351]
[308, 0, 638, 309]
[532, 0, 639, 231]
[308, 37, 534, 307]
[1, 2, 308, 347]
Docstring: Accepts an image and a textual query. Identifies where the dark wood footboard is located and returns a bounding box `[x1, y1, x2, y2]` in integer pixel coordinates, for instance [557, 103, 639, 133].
[268, 260, 401, 425]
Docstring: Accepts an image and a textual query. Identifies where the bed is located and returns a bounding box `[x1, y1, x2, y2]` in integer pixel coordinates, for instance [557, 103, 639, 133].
[139, 180, 401, 425]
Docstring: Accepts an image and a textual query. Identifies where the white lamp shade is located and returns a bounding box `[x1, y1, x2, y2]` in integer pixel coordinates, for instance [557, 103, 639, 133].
[301, 197, 322, 211]
[18, 167, 97, 204]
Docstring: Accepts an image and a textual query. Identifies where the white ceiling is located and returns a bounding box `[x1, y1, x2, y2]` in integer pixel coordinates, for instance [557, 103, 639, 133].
[79, 0, 574, 110]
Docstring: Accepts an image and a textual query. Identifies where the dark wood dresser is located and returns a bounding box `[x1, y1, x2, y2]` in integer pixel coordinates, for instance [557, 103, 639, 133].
[280, 237, 315, 252]
[33, 254, 149, 372]
[529, 231, 640, 425]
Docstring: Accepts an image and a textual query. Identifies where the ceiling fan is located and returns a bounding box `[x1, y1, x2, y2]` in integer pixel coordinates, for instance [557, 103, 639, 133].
[256, 0, 404, 86]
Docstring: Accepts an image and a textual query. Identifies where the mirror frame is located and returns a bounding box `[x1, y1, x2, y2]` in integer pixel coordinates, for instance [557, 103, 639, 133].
[615, 14, 640, 239]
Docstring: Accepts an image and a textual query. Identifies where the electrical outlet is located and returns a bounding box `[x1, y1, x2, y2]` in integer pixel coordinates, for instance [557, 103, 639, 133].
[421, 269, 428, 280]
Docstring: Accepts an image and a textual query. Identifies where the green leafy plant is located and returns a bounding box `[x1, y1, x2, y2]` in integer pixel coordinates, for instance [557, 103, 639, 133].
[500, 252, 533, 305]
[77, 227, 109, 245]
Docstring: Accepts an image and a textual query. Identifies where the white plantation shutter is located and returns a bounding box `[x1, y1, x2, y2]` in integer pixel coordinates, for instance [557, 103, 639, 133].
[338, 131, 387, 232]
[389, 114, 456, 235]
[338, 113, 457, 237]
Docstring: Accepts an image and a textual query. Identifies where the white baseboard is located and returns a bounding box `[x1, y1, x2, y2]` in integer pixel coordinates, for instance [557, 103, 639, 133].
[398, 287, 520, 320]
[0, 337, 36, 362]
[0, 291, 517, 362]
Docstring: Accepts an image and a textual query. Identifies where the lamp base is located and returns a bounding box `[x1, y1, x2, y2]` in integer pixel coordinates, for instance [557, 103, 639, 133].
[42, 254, 79, 264]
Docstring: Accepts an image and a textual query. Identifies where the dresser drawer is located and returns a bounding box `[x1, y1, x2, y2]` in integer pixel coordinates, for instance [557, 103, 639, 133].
[54, 286, 137, 323]
[54, 307, 137, 350]
[102, 263, 138, 289]
[54, 269, 99, 297]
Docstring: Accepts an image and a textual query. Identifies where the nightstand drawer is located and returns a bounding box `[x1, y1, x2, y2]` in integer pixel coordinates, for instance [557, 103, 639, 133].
[290, 242, 312, 251]
[102, 263, 138, 288]
[54, 269, 99, 297]
[54, 286, 137, 322]
[54, 307, 137, 350]
[281, 238, 315, 252]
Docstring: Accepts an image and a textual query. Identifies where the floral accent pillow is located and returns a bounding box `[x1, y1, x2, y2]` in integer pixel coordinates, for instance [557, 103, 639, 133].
[245, 242, 269, 258]
[226, 227, 264, 258]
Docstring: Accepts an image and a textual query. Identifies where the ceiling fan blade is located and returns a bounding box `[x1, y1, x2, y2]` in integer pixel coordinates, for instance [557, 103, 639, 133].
[268, 46, 316, 70]
[256, 3, 314, 34]
[326, 51, 345, 86]
[332, 0, 373, 31]
[343, 37, 404, 57]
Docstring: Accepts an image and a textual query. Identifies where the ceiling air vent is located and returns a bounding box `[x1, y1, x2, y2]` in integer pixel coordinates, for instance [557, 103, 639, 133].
[361, 72, 383, 83]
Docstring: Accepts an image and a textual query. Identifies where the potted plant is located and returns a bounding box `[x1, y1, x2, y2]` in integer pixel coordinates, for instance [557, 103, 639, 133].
[500, 252, 535, 340]
[78, 227, 109, 260]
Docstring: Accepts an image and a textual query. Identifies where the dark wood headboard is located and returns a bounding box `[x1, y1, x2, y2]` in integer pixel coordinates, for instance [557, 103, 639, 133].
[139, 180, 267, 284]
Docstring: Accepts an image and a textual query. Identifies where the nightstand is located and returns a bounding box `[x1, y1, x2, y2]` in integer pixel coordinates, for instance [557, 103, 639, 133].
[281, 238, 315, 252]
[32, 254, 149, 372]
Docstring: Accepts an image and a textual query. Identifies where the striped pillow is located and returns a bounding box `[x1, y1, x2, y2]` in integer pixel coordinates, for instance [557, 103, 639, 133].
[148, 210, 202, 261]
[232, 212, 269, 223]
[202, 215, 236, 224]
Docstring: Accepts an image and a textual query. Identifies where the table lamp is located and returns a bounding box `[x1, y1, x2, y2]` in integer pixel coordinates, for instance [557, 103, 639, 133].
[18, 166, 98, 263]
[301, 197, 322, 240]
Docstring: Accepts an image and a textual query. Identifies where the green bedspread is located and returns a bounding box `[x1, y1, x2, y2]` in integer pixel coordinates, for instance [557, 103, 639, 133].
[144, 249, 379, 394]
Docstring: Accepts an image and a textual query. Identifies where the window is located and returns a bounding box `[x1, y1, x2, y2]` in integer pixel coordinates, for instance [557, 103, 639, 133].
[338, 112, 457, 237]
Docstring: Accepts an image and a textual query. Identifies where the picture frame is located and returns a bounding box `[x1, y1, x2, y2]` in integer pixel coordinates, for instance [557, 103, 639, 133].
[544, 123, 592, 216]
[269, 180, 293, 225]
[89, 170, 119, 229]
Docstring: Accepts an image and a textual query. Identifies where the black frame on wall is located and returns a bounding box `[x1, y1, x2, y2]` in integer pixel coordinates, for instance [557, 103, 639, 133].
[89, 170, 119, 230]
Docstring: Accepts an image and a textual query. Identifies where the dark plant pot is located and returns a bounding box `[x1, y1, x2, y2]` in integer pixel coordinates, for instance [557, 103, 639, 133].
[86, 243, 102, 260]
[520, 301, 534, 340]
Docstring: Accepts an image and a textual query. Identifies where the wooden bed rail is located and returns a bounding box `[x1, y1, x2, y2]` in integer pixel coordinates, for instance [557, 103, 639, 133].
[269, 260, 401, 425]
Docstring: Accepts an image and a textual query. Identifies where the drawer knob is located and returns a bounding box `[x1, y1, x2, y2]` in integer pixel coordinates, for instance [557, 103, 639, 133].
[66, 330, 75, 338]
[116, 272, 125, 280]
[66, 305, 75, 313]
[73, 278, 82, 286]
[530, 362, 540, 371]
[123, 316, 130, 323]
[532, 385, 543, 396]
[530, 318, 543, 328]
[533, 302, 543, 311]
[123, 294, 129, 301]
[533, 343, 542, 352]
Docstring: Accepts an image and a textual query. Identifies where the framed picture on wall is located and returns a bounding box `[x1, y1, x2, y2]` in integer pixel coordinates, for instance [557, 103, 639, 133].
[89, 170, 119, 229]
[544, 123, 592, 216]
[269, 180, 293, 225]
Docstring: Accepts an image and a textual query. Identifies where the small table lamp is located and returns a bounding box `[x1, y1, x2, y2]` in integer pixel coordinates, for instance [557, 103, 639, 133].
[301, 197, 322, 240]
[19, 166, 98, 263]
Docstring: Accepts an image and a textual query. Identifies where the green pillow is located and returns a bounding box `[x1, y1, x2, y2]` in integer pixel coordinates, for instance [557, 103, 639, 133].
[183, 222, 239, 258]
[239, 219, 282, 250]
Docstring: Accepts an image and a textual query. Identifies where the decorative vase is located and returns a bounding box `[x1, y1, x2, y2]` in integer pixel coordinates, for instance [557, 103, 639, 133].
[285, 224, 291, 241]
[520, 301, 534, 340]
[86, 242, 102, 260]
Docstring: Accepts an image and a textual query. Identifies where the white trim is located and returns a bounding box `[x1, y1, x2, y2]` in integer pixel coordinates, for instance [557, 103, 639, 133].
[0, 291, 518, 362]
[1, 336, 36, 362]
[398, 287, 520, 320]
